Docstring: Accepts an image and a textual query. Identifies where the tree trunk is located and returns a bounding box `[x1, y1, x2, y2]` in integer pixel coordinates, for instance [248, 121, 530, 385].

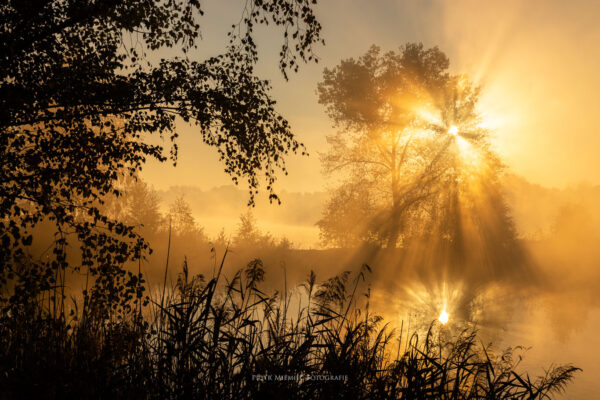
[388, 169, 401, 248]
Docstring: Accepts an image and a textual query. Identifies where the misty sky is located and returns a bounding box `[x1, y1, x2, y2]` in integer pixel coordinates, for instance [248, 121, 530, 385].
[141, 0, 600, 196]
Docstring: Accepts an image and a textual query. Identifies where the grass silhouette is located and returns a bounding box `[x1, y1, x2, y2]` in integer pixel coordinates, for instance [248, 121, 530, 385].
[0, 253, 579, 399]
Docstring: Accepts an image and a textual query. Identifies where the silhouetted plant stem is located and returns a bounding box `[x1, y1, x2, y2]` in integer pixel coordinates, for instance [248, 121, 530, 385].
[161, 217, 172, 312]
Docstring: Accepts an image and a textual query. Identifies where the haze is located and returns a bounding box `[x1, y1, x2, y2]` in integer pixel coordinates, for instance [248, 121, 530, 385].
[4, 1, 600, 398]
[143, 0, 600, 194]
[138, 4, 600, 396]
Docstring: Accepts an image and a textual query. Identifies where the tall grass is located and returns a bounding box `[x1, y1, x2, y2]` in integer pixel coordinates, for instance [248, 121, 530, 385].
[0, 254, 579, 399]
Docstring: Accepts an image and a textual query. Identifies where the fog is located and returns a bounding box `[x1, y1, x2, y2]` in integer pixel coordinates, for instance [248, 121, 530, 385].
[7, 0, 600, 397]
[124, 168, 600, 398]
[138, 1, 600, 392]
[130, 173, 600, 316]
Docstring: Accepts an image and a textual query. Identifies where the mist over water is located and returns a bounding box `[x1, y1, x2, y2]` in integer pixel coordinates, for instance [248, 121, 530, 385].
[134, 171, 600, 399]
[137, 8, 600, 393]
[5, 1, 600, 398]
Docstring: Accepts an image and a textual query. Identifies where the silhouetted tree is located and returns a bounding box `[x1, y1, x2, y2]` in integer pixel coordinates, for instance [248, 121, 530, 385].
[168, 196, 201, 236]
[317, 44, 524, 278]
[318, 44, 476, 246]
[234, 210, 274, 249]
[0, 0, 323, 308]
[102, 175, 164, 238]
[317, 180, 376, 247]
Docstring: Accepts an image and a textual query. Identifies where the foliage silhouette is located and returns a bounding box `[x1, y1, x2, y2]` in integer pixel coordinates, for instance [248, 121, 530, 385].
[0, 0, 323, 309]
[318, 44, 480, 246]
[0, 257, 580, 399]
[317, 44, 526, 281]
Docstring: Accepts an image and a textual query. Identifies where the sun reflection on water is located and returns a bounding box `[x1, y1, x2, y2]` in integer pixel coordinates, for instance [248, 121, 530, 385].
[392, 280, 464, 328]
[438, 309, 450, 324]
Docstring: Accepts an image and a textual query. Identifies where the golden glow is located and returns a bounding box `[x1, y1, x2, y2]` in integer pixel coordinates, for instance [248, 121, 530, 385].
[438, 309, 450, 324]
[415, 107, 443, 127]
[448, 125, 459, 136]
[455, 136, 475, 156]
[397, 281, 462, 327]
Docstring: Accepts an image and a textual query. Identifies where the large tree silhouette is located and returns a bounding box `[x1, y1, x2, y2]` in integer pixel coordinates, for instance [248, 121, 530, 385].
[317, 44, 525, 279]
[0, 0, 323, 306]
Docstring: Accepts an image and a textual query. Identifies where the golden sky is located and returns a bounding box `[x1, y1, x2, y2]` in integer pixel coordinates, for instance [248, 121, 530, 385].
[142, 0, 600, 195]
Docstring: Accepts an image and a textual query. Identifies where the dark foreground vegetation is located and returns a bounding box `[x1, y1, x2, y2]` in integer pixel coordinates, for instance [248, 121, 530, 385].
[0, 258, 579, 400]
[0, 1, 583, 398]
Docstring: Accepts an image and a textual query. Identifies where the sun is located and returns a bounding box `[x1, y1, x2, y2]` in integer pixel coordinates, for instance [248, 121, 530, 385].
[438, 309, 449, 324]
[448, 125, 459, 136]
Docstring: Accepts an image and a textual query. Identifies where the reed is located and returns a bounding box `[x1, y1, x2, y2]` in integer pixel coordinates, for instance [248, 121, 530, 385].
[0, 254, 579, 399]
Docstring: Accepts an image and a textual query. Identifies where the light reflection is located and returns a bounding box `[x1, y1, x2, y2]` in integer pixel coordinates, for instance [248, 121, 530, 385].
[395, 280, 463, 326]
[438, 309, 450, 324]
